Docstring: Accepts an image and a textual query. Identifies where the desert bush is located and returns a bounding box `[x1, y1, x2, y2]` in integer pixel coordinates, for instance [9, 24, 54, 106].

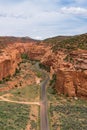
[0, 102, 29, 130]
[39, 63, 50, 72]
[21, 53, 29, 59]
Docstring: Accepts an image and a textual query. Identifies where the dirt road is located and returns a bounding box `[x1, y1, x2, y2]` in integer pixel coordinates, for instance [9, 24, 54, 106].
[0, 96, 40, 105]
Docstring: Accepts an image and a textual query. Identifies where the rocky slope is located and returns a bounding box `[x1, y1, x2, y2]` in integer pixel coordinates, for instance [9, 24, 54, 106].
[43, 34, 87, 99]
[0, 39, 48, 82]
[0, 36, 38, 80]
[0, 34, 87, 99]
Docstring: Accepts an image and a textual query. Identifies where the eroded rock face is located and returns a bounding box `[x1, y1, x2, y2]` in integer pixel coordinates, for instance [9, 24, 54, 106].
[55, 70, 87, 98]
[41, 49, 87, 99]
[69, 50, 87, 71]
[27, 44, 50, 60]
[0, 42, 49, 81]
[0, 60, 39, 92]
[0, 39, 87, 99]
[0, 47, 21, 80]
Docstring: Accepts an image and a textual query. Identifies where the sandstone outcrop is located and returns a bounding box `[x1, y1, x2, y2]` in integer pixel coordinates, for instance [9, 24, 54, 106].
[0, 36, 87, 99]
[0, 42, 49, 81]
[0, 46, 21, 80]
[41, 48, 87, 99]
[55, 70, 87, 98]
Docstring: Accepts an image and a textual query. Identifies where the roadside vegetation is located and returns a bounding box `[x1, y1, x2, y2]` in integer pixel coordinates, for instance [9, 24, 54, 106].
[7, 84, 40, 102]
[27, 105, 40, 130]
[0, 102, 29, 130]
[0, 102, 40, 130]
[47, 84, 87, 130]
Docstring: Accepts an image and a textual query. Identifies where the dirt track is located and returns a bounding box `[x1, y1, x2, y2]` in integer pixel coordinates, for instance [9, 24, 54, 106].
[0, 96, 40, 105]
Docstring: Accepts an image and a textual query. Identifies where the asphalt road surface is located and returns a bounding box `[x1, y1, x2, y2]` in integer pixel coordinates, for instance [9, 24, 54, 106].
[40, 76, 50, 130]
[35, 62, 50, 130]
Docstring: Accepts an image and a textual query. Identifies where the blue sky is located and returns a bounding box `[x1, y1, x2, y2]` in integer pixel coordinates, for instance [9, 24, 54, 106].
[0, 0, 87, 39]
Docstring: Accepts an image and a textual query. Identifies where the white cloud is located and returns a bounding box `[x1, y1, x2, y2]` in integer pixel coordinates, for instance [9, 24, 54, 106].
[61, 7, 87, 16]
[0, 0, 87, 39]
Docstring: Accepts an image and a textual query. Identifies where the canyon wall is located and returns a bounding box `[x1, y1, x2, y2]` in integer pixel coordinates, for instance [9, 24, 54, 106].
[41, 49, 87, 99]
[55, 70, 87, 99]
[0, 42, 49, 81]
[0, 46, 21, 80]
[0, 39, 87, 99]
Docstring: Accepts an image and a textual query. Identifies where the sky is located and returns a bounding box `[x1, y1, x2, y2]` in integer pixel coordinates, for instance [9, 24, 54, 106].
[0, 0, 87, 39]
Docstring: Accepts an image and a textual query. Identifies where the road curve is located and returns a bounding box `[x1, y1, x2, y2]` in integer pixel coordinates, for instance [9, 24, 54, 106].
[40, 76, 50, 130]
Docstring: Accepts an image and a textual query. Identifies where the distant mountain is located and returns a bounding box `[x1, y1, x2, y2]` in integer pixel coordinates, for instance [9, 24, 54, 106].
[44, 33, 87, 51]
[0, 36, 39, 49]
[0, 36, 38, 43]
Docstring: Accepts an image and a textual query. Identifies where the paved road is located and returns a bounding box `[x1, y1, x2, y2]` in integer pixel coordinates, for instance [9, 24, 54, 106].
[40, 76, 50, 130]
[34, 62, 50, 130]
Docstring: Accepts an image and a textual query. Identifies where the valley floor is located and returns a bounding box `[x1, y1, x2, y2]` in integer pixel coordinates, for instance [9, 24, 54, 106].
[0, 58, 87, 130]
[0, 59, 41, 130]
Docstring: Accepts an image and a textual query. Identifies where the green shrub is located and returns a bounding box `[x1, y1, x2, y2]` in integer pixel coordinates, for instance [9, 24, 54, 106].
[36, 71, 42, 78]
[39, 63, 50, 72]
[13, 68, 20, 77]
[21, 53, 29, 59]
[0, 75, 11, 84]
[50, 74, 56, 86]
[31, 120, 37, 129]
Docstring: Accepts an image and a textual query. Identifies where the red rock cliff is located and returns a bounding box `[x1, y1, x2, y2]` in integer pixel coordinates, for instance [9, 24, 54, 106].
[41, 48, 87, 99]
[0, 45, 21, 80]
[0, 42, 49, 81]
[0, 39, 87, 99]
[55, 70, 87, 99]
